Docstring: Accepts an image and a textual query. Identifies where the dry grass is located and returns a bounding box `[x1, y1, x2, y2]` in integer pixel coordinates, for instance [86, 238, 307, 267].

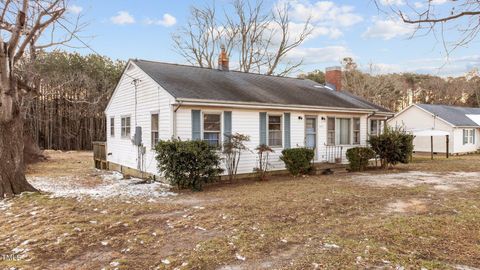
[1, 152, 480, 269]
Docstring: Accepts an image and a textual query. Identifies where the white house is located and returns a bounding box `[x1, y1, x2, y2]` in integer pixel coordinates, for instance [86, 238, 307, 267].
[389, 104, 480, 154]
[105, 51, 392, 177]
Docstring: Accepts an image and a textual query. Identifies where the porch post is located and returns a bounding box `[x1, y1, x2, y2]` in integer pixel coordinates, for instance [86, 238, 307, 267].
[446, 135, 449, 158]
[430, 136, 433, 160]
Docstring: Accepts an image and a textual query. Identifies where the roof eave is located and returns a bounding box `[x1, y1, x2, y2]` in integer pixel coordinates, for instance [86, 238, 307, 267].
[175, 98, 394, 115]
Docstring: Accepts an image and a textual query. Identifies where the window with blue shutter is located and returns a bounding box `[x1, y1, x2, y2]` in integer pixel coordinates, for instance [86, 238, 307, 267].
[259, 112, 267, 145]
[284, 113, 291, 149]
[192, 110, 201, 140]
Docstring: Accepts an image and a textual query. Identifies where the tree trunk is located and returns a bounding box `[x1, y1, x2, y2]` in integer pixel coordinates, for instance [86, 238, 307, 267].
[0, 115, 37, 198]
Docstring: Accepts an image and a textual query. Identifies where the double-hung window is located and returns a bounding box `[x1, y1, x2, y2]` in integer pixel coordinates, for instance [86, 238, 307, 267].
[151, 113, 159, 147]
[353, 118, 360, 144]
[370, 119, 384, 136]
[203, 113, 221, 147]
[327, 117, 336, 145]
[110, 117, 115, 137]
[268, 115, 282, 147]
[463, 129, 475, 144]
[121, 116, 131, 138]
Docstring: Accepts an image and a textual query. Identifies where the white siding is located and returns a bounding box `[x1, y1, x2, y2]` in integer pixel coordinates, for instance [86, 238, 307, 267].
[105, 62, 175, 175]
[175, 106, 371, 173]
[453, 128, 480, 153]
[389, 105, 456, 153]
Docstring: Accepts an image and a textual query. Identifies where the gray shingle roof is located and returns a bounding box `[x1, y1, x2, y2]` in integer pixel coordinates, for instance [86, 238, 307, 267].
[417, 104, 480, 127]
[133, 59, 391, 113]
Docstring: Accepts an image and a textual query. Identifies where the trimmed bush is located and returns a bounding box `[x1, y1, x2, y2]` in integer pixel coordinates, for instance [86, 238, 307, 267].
[369, 127, 414, 168]
[154, 139, 223, 191]
[280, 148, 315, 176]
[346, 147, 375, 171]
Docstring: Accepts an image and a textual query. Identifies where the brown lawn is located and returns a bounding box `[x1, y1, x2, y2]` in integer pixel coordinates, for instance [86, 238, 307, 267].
[1, 151, 479, 270]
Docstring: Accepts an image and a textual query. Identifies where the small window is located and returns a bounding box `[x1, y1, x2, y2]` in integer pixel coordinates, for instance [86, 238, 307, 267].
[268, 115, 282, 147]
[353, 118, 360, 144]
[121, 116, 131, 138]
[327, 117, 335, 145]
[370, 119, 379, 136]
[151, 113, 159, 147]
[464, 129, 474, 145]
[110, 117, 115, 137]
[203, 113, 221, 147]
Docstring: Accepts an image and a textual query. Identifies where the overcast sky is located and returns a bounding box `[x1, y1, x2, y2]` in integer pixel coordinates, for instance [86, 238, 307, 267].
[65, 0, 480, 77]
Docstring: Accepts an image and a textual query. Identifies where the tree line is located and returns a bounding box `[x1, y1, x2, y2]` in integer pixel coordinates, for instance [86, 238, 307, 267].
[299, 58, 480, 112]
[24, 51, 124, 151]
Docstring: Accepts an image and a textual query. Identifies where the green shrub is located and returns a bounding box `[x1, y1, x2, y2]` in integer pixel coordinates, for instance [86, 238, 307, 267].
[154, 139, 223, 191]
[280, 148, 315, 176]
[369, 127, 414, 168]
[346, 147, 375, 171]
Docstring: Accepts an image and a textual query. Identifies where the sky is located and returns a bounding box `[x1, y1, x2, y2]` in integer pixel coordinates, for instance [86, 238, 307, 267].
[64, 0, 480, 77]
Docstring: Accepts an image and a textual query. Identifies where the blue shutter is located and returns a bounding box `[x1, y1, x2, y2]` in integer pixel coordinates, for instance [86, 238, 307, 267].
[192, 110, 201, 140]
[259, 112, 267, 145]
[473, 129, 476, 144]
[224, 111, 232, 142]
[284, 113, 291, 149]
[463, 129, 467, 145]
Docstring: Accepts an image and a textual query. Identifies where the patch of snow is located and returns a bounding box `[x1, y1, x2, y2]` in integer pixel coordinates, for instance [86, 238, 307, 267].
[235, 253, 246, 261]
[110, 261, 120, 267]
[0, 200, 12, 211]
[323, 243, 340, 249]
[28, 171, 177, 200]
[101, 241, 108, 246]
[161, 259, 170, 265]
[353, 171, 480, 191]
[194, 226, 207, 231]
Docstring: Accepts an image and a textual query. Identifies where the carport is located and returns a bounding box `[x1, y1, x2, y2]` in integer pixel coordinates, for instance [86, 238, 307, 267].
[408, 129, 450, 160]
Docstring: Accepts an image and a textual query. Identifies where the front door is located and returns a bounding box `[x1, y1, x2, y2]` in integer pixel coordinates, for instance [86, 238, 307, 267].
[305, 116, 317, 159]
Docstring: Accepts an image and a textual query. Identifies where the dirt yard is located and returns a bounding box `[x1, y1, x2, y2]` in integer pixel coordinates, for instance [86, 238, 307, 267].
[1, 151, 480, 270]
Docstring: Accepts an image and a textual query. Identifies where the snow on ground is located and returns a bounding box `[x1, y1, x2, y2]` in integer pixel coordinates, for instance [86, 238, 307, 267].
[353, 171, 480, 191]
[0, 200, 12, 211]
[28, 171, 177, 200]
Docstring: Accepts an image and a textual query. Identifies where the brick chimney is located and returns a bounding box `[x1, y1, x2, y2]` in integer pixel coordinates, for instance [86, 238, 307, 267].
[218, 45, 229, 71]
[325, 66, 342, 91]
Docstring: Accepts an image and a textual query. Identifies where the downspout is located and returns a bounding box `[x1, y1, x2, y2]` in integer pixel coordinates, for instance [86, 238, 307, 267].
[172, 101, 183, 138]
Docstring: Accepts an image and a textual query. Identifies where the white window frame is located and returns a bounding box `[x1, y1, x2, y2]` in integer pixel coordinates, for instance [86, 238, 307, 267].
[202, 111, 222, 147]
[327, 117, 336, 146]
[370, 119, 384, 137]
[151, 112, 159, 148]
[267, 113, 283, 148]
[464, 129, 474, 145]
[110, 117, 115, 137]
[353, 117, 361, 145]
[326, 116, 359, 146]
[121, 115, 131, 139]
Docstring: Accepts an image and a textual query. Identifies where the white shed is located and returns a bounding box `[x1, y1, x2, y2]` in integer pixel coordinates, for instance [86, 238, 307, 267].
[389, 104, 480, 155]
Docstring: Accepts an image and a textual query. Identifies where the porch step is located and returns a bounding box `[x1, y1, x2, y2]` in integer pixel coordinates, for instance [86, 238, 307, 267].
[313, 162, 348, 175]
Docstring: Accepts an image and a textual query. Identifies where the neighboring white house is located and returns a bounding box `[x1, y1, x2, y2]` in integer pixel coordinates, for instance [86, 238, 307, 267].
[105, 53, 392, 177]
[389, 104, 480, 154]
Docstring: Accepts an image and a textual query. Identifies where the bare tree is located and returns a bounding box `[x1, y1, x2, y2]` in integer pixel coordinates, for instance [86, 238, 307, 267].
[0, 0, 82, 198]
[173, 0, 312, 76]
[375, 0, 480, 54]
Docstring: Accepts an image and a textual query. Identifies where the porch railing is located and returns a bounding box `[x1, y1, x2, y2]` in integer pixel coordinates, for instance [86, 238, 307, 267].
[325, 144, 344, 163]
